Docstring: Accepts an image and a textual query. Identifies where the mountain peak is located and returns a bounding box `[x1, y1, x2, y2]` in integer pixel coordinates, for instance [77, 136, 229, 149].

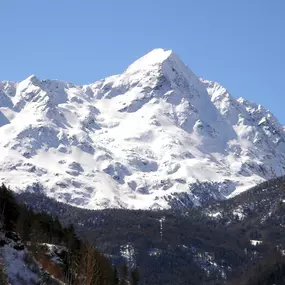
[25, 74, 41, 85]
[125, 48, 173, 73]
[124, 48, 190, 77]
[121, 48, 204, 100]
[1, 50, 285, 210]
[17, 75, 41, 92]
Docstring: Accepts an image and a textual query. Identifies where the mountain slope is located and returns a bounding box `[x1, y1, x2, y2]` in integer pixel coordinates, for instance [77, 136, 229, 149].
[1, 48, 285, 209]
[17, 176, 285, 285]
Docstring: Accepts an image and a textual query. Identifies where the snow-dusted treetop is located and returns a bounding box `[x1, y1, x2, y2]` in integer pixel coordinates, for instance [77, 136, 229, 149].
[0, 49, 285, 209]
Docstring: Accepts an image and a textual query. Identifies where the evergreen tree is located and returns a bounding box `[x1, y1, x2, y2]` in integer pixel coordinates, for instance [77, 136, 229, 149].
[119, 264, 128, 285]
[0, 184, 115, 285]
[112, 268, 119, 285]
[0, 184, 19, 231]
[131, 268, 139, 285]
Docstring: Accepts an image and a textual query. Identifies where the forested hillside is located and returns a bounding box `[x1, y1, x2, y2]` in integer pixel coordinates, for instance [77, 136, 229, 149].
[16, 176, 285, 284]
[0, 184, 138, 285]
[2, 177, 285, 284]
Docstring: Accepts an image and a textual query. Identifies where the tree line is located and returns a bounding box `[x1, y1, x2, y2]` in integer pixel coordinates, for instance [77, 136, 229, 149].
[0, 184, 139, 285]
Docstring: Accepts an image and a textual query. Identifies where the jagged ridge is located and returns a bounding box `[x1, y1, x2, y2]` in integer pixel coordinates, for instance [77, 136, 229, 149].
[0, 48, 285, 209]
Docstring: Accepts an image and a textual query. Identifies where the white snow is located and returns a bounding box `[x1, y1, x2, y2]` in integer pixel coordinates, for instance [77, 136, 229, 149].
[232, 207, 245, 220]
[1, 48, 285, 209]
[250, 240, 263, 246]
[120, 244, 136, 268]
[209, 212, 222, 218]
[0, 246, 38, 285]
[40, 243, 66, 265]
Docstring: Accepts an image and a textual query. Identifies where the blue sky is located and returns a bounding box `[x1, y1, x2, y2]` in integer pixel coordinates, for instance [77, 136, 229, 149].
[0, 0, 284, 123]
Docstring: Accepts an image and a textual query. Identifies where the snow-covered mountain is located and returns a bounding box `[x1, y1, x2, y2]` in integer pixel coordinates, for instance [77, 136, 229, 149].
[1, 48, 285, 209]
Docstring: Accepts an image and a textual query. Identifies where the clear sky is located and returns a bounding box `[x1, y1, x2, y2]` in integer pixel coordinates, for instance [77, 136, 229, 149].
[0, 0, 284, 123]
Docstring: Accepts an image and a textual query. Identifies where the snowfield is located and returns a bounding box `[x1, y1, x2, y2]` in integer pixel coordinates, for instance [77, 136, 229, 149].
[1, 48, 285, 209]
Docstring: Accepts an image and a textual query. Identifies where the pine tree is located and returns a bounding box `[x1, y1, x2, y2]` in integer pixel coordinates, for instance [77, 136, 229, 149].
[0, 184, 19, 231]
[119, 264, 128, 285]
[112, 268, 119, 285]
[131, 268, 139, 285]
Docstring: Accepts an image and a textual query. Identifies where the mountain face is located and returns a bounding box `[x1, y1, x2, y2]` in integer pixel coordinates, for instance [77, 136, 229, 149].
[1, 48, 285, 209]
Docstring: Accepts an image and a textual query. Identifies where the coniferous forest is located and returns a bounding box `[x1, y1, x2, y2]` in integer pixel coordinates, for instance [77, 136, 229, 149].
[0, 184, 138, 285]
[1, 177, 285, 284]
